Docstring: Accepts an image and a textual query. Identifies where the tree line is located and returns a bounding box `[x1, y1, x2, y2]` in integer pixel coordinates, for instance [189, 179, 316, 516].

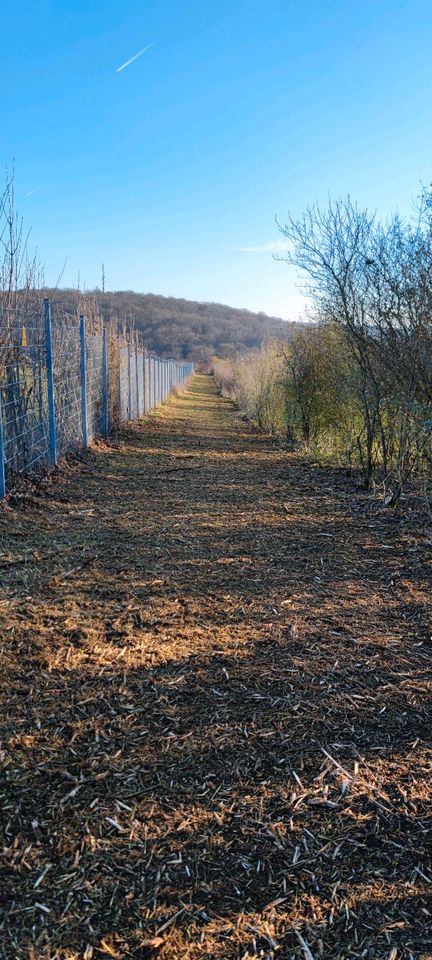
[49, 289, 299, 363]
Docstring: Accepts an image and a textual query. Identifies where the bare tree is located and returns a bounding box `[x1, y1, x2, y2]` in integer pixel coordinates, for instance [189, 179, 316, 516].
[276, 195, 432, 501]
[0, 172, 46, 478]
[276, 199, 385, 487]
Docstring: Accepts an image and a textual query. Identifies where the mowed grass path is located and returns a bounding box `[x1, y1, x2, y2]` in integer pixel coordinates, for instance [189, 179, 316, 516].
[1, 374, 431, 959]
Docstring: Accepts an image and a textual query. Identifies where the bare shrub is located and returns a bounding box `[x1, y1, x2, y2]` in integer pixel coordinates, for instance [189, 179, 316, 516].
[212, 357, 236, 399]
[277, 194, 432, 501]
[233, 341, 286, 434]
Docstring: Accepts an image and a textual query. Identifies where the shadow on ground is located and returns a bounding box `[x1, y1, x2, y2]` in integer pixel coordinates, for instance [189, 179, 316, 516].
[1, 375, 431, 959]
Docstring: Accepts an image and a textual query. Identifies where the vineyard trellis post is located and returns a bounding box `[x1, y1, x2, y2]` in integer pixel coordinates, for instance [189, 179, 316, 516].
[45, 298, 58, 466]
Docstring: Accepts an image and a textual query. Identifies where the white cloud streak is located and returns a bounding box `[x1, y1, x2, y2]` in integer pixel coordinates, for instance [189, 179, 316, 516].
[237, 240, 292, 254]
[25, 188, 40, 197]
[116, 41, 158, 73]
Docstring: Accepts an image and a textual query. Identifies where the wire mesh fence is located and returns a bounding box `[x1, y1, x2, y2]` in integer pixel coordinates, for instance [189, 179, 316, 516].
[1, 340, 49, 482]
[86, 332, 105, 441]
[52, 311, 82, 457]
[0, 299, 194, 497]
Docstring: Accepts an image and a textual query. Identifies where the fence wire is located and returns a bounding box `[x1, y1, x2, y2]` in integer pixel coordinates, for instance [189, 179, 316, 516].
[86, 334, 104, 440]
[53, 313, 82, 457]
[119, 346, 130, 421]
[0, 342, 49, 483]
[0, 302, 193, 496]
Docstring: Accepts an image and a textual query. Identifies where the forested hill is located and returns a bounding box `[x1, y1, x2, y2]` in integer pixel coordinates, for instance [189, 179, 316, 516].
[50, 289, 298, 361]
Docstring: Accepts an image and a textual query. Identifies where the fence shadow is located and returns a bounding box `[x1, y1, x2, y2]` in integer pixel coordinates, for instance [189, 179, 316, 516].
[1, 374, 431, 958]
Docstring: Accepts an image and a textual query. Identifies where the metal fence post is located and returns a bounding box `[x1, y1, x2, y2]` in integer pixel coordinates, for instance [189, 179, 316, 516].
[0, 389, 5, 498]
[102, 327, 109, 438]
[148, 357, 152, 409]
[151, 357, 156, 409]
[137, 349, 141, 416]
[138, 349, 142, 416]
[149, 356, 153, 410]
[135, 344, 139, 417]
[127, 342, 132, 419]
[44, 298, 58, 466]
[143, 353, 146, 414]
[143, 354, 148, 413]
[80, 315, 88, 448]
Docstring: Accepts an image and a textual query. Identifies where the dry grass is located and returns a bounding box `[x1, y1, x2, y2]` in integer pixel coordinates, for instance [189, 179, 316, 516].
[0, 375, 431, 960]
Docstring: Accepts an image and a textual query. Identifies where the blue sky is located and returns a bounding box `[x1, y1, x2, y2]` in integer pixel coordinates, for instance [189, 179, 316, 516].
[2, 0, 432, 319]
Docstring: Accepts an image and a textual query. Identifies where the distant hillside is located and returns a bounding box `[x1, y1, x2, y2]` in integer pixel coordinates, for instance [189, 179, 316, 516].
[50, 289, 300, 361]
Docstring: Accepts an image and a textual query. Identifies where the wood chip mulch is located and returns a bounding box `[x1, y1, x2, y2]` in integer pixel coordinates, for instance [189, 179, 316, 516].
[0, 374, 431, 960]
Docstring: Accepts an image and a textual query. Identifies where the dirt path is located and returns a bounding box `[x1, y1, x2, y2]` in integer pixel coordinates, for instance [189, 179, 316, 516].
[1, 374, 431, 960]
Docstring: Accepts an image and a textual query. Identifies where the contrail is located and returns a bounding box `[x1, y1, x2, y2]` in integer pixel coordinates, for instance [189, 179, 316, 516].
[116, 41, 158, 73]
[25, 188, 40, 197]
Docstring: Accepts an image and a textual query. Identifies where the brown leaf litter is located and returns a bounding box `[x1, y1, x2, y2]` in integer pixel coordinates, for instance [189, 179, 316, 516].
[0, 375, 431, 959]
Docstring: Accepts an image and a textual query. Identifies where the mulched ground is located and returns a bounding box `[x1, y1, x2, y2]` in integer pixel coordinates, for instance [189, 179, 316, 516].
[1, 374, 431, 960]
